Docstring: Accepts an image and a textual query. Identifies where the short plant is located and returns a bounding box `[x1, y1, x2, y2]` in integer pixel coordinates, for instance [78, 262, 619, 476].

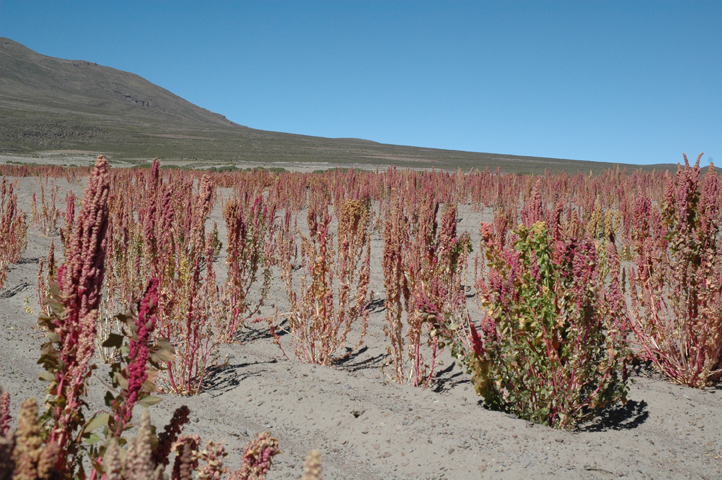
[453, 221, 629, 429]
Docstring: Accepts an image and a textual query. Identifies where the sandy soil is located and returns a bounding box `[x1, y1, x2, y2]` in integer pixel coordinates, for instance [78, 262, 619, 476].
[0, 153, 392, 173]
[1, 168, 721, 480]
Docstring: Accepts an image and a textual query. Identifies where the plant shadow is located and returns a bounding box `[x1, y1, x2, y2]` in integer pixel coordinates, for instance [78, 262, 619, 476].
[366, 297, 386, 313]
[0, 281, 29, 299]
[202, 360, 275, 395]
[578, 399, 649, 432]
[333, 346, 387, 372]
[233, 318, 289, 343]
[431, 361, 467, 392]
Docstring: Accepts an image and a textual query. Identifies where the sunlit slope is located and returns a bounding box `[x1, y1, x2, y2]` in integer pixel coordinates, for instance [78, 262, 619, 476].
[0, 37, 673, 173]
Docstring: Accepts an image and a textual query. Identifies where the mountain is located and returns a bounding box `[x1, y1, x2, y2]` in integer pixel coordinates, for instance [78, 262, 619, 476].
[0, 37, 235, 127]
[0, 37, 672, 173]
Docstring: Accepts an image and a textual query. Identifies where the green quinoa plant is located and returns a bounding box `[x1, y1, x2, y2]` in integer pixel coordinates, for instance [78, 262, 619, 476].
[453, 221, 629, 429]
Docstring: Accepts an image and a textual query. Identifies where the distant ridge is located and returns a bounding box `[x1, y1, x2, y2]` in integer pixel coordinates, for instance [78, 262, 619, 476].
[0, 37, 236, 127]
[0, 37, 674, 173]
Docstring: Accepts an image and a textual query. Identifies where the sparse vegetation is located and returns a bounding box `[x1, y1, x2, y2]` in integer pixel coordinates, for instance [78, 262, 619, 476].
[1, 152, 720, 479]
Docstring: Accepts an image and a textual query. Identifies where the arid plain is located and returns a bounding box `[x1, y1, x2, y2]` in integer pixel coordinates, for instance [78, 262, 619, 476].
[1, 153, 721, 480]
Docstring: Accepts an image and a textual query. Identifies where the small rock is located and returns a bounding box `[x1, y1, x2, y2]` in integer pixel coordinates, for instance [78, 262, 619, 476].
[554, 438, 564, 443]
[447, 448, 455, 454]
[402, 420, 409, 425]
[373, 444, 380, 450]
[192, 417, 200, 423]
[351, 409, 365, 418]
[615, 470, 624, 477]
[506, 413, 516, 419]
[343, 384, 352, 390]
[241, 428, 248, 436]
[361, 430, 368, 434]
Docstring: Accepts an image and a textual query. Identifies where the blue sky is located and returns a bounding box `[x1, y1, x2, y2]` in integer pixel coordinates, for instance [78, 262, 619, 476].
[1, 1, 720, 166]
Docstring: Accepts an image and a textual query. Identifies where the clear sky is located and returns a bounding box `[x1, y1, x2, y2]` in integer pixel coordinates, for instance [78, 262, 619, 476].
[1, 1, 720, 166]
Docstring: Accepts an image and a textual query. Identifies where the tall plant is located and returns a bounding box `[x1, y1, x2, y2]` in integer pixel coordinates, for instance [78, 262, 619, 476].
[221, 192, 276, 342]
[37, 156, 112, 472]
[627, 154, 722, 387]
[383, 190, 471, 387]
[274, 197, 371, 365]
[0, 177, 28, 291]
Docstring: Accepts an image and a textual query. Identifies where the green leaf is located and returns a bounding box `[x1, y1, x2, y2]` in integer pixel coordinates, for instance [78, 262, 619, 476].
[102, 333, 124, 349]
[45, 332, 61, 343]
[37, 353, 58, 367]
[149, 342, 175, 363]
[115, 313, 133, 325]
[137, 395, 163, 408]
[85, 433, 102, 445]
[39, 371, 55, 382]
[116, 373, 129, 390]
[155, 337, 175, 353]
[83, 413, 110, 434]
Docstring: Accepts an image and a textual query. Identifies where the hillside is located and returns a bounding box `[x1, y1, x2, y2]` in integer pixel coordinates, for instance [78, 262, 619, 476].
[0, 37, 674, 173]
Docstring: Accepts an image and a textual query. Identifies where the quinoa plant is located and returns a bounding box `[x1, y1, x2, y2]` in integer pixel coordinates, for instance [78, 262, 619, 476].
[221, 192, 276, 342]
[454, 220, 629, 429]
[157, 175, 222, 394]
[382, 188, 472, 387]
[37, 156, 112, 472]
[273, 197, 371, 365]
[30, 177, 62, 237]
[0, 177, 28, 291]
[627, 154, 722, 387]
[381, 194, 410, 384]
